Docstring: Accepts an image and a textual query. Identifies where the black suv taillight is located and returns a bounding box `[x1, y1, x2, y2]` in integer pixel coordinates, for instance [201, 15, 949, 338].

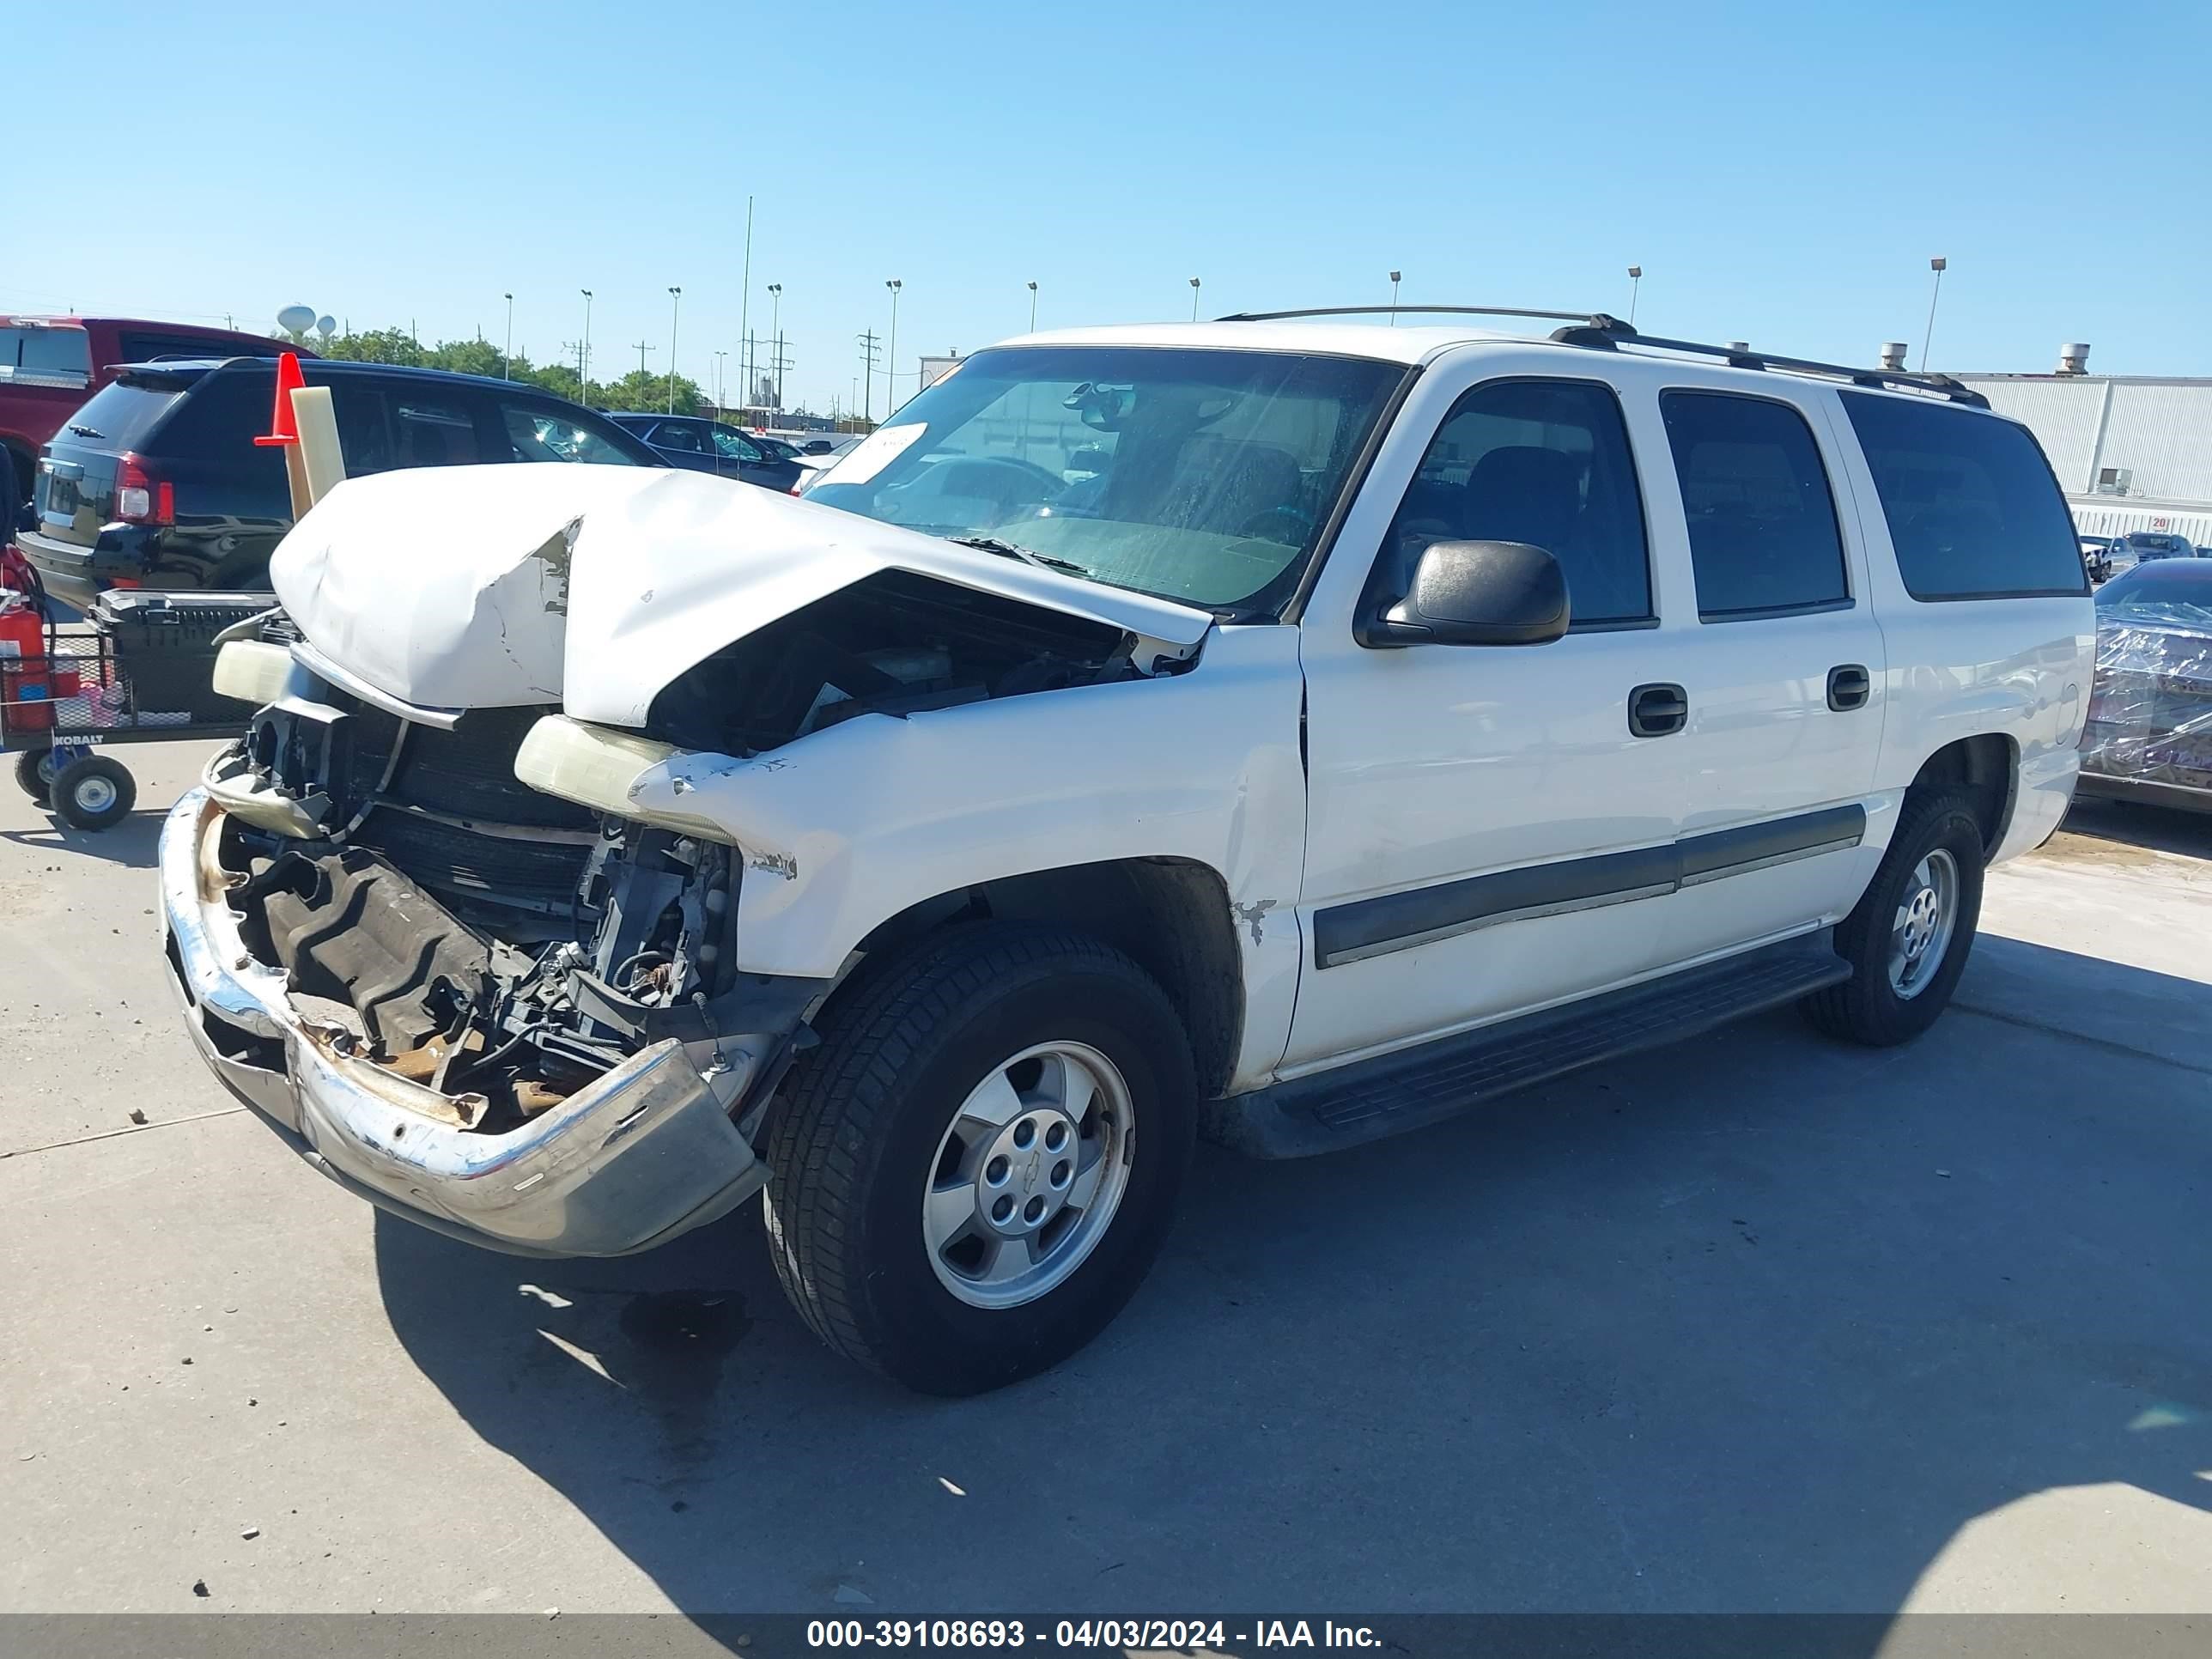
[114, 453, 174, 526]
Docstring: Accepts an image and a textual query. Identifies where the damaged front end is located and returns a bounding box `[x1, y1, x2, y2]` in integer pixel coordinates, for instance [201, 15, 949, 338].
[166, 658, 822, 1255]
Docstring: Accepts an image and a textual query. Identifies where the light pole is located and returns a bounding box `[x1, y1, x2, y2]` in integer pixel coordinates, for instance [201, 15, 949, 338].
[502, 293, 514, 377]
[579, 289, 592, 397]
[1027, 280, 1038, 332]
[1626, 265, 1642, 326]
[1921, 257, 1948, 371]
[1189, 276, 1201, 321]
[666, 286, 682, 413]
[1388, 270, 1401, 325]
[767, 284, 782, 411]
[885, 279, 902, 413]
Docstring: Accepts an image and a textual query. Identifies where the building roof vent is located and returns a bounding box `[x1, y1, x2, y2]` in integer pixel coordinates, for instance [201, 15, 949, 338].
[2057, 343, 2091, 375]
[1879, 342, 1909, 370]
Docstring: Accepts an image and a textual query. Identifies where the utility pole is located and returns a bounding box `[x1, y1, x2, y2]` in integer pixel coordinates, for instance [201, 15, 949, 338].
[772, 335, 793, 410]
[714, 349, 728, 413]
[666, 287, 682, 413]
[635, 339, 655, 376]
[857, 331, 881, 424]
[884, 280, 902, 416]
[502, 293, 514, 376]
[580, 289, 593, 397]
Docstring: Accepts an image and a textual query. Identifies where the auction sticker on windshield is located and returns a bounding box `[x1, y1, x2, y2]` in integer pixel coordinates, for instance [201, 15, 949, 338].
[826, 422, 927, 485]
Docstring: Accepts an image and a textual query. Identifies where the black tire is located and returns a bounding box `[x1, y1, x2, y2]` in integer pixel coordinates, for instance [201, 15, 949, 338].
[50, 753, 137, 830]
[12, 748, 53, 805]
[1802, 788, 1984, 1047]
[763, 922, 1197, 1395]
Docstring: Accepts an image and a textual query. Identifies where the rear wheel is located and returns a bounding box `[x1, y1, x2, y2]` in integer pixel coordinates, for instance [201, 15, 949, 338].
[763, 923, 1196, 1395]
[1802, 789, 1984, 1046]
[12, 748, 56, 805]
[50, 753, 136, 830]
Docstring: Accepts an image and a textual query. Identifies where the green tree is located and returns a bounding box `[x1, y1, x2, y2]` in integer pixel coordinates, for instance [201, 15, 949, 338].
[595, 369, 705, 416]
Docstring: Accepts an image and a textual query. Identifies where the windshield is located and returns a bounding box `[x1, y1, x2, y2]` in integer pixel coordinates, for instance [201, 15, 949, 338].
[806, 346, 1404, 612]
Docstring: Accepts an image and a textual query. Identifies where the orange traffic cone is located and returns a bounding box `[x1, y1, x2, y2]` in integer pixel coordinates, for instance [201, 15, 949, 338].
[253, 352, 307, 447]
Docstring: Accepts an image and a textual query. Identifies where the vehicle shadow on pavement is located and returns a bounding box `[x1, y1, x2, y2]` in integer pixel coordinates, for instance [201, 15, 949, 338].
[0, 811, 164, 870]
[373, 936, 2211, 1640]
[2060, 797, 2212, 859]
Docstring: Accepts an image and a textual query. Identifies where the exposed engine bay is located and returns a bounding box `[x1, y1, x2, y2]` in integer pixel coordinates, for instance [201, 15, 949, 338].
[208, 569, 1174, 1135]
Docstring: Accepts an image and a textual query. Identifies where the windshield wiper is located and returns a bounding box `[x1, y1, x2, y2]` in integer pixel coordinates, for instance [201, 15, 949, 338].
[947, 535, 1091, 578]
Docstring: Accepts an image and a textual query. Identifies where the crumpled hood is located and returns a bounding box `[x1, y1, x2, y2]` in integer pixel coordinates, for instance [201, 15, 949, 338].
[270, 464, 1214, 720]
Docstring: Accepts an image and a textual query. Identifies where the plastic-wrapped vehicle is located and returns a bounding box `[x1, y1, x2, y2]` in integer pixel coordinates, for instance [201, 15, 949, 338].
[160, 313, 2093, 1394]
[2079, 559, 2212, 811]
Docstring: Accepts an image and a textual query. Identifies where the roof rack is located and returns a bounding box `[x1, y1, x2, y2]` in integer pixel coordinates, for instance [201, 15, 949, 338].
[1216, 303, 1632, 330]
[1548, 319, 1990, 408]
[1213, 305, 1990, 410]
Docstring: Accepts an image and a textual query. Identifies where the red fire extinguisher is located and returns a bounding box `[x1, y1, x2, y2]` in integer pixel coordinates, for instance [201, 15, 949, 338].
[0, 592, 74, 736]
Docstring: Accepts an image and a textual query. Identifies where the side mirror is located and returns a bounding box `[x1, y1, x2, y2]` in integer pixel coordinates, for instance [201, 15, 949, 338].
[1358, 538, 1570, 648]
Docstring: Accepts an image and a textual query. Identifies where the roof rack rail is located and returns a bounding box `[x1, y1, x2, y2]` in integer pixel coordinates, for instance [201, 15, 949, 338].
[1216, 304, 1631, 330]
[1550, 319, 1990, 409]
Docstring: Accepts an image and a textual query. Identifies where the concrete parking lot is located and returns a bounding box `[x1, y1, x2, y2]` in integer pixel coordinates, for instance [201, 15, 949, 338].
[3, 742, 2209, 1626]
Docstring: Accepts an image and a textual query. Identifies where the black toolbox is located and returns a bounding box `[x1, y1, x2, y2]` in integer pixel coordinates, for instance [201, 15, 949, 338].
[92, 591, 270, 723]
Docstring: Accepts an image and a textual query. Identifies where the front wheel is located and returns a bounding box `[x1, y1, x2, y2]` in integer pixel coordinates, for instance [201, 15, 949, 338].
[763, 923, 1196, 1395]
[1802, 789, 1984, 1047]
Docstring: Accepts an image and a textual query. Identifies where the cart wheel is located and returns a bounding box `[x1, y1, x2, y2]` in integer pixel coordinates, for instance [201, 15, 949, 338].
[51, 754, 136, 830]
[12, 748, 56, 805]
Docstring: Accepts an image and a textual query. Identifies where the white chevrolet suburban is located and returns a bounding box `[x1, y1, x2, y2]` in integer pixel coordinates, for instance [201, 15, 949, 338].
[161, 309, 2094, 1394]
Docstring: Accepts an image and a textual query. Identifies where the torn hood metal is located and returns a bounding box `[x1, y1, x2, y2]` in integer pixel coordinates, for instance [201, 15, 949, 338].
[269, 464, 1216, 722]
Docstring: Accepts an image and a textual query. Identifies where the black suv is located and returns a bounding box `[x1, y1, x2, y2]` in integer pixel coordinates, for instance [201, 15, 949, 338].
[603, 412, 803, 492]
[19, 359, 660, 608]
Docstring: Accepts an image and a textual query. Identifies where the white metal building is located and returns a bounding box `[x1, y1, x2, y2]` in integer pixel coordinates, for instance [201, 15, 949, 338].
[1952, 352, 2212, 544]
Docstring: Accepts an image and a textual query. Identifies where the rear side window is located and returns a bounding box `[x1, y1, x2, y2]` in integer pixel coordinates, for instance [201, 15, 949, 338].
[1662, 392, 1848, 617]
[331, 384, 393, 474]
[393, 398, 482, 467]
[1840, 392, 2087, 599]
[1383, 378, 1652, 625]
[154, 372, 288, 494]
[0, 325, 93, 383]
[118, 331, 275, 365]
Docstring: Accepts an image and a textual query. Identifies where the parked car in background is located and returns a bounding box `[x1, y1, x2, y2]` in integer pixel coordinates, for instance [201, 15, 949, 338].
[17, 357, 656, 609]
[1, 317, 306, 510]
[2079, 559, 2212, 813]
[603, 413, 803, 491]
[2116, 531, 2196, 565]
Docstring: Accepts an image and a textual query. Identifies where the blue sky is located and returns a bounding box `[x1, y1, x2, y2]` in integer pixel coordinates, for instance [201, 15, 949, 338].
[16, 0, 2209, 411]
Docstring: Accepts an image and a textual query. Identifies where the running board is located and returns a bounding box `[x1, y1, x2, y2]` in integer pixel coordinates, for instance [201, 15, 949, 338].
[1207, 932, 1849, 1158]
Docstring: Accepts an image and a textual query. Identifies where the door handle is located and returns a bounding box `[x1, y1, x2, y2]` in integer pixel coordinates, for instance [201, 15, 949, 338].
[1826, 664, 1872, 712]
[1628, 682, 1688, 738]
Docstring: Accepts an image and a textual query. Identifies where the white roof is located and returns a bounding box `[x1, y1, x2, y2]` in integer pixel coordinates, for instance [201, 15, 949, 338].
[1003, 319, 1551, 367]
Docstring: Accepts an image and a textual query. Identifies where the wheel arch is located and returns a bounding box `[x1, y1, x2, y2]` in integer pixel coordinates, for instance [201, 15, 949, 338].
[844, 855, 1246, 1100]
[1906, 732, 2017, 857]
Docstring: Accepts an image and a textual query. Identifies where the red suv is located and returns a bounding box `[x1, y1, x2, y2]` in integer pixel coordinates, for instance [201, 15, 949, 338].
[2, 317, 305, 508]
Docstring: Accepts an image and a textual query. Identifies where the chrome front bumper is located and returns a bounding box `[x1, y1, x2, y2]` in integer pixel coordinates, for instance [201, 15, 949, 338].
[158, 788, 766, 1256]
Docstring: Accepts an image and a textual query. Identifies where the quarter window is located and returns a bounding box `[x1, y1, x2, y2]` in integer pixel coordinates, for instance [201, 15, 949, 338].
[649, 421, 711, 454]
[393, 398, 480, 467]
[1662, 392, 1848, 617]
[1841, 392, 2088, 600]
[1381, 379, 1652, 625]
